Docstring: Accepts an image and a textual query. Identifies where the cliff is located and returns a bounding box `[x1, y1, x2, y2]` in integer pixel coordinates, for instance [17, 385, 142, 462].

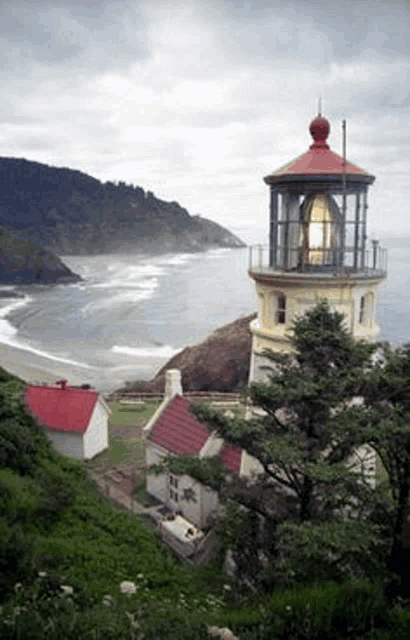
[0, 224, 81, 284]
[0, 157, 245, 255]
[120, 313, 256, 393]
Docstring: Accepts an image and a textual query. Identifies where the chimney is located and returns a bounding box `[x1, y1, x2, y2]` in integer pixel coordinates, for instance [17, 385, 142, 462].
[164, 369, 182, 400]
[56, 379, 68, 390]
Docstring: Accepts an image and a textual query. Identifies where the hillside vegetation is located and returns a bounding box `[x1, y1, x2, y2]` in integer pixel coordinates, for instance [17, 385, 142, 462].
[0, 158, 245, 255]
[2, 302, 410, 637]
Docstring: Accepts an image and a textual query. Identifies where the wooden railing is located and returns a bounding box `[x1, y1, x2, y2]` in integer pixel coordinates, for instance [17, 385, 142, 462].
[107, 390, 243, 404]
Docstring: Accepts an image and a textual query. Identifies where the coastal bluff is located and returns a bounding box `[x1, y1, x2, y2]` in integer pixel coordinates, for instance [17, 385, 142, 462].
[119, 313, 256, 394]
[0, 224, 81, 285]
[0, 157, 245, 255]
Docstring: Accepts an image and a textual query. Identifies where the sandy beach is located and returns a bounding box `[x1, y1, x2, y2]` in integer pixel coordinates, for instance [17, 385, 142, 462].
[0, 342, 66, 385]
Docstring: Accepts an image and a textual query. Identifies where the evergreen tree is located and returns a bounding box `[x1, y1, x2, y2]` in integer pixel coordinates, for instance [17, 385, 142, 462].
[150, 302, 387, 591]
[361, 343, 410, 597]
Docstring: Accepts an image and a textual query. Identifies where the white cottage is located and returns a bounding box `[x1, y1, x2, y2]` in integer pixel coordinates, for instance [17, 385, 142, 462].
[143, 370, 262, 529]
[25, 379, 110, 460]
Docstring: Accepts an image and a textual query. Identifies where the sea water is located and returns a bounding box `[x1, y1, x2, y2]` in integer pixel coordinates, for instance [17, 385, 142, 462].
[0, 234, 408, 393]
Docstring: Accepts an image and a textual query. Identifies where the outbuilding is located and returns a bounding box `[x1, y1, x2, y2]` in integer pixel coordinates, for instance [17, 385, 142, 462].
[25, 379, 110, 460]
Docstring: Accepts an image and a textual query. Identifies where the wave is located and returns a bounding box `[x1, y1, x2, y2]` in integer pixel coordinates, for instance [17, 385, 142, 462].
[90, 264, 166, 289]
[81, 284, 157, 315]
[0, 295, 96, 369]
[111, 345, 181, 358]
[206, 247, 235, 258]
[0, 296, 33, 341]
[157, 253, 199, 267]
[4, 341, 97, 369]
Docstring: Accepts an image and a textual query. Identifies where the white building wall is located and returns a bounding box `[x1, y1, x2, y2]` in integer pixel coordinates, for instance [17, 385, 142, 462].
[47, 430, 84, 459]
[146, 444, 168, 503]
[146, 443, 220, 529]
[198, 483, 220, 528]
[240, 451, 264, 479]
[83, 400, 109, 460]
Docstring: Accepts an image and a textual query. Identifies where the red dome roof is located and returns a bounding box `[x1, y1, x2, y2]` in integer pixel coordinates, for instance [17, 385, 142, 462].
[309, 116, 330, 148]
[264, 115, 374, 185]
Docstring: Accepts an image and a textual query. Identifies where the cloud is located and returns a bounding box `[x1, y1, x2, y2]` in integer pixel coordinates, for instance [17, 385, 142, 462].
[0, 0, 409, 237]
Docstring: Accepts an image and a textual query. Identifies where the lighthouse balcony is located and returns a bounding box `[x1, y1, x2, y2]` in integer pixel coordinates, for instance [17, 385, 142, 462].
[248, 244, 387, 280]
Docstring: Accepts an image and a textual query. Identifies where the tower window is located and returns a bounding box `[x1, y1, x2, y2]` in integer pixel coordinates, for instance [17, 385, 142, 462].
[359, 296, 366, 324]
[276, 294, 287, 324]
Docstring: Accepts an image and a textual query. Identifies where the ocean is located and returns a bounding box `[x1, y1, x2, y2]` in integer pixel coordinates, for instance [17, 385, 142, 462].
[0, 232, 408, 393]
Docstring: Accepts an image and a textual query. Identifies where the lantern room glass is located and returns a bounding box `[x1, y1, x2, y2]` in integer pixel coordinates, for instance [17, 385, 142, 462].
[299, 193, 338, 267]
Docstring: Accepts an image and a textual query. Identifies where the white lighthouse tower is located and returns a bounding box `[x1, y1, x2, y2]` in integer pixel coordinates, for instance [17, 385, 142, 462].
[248, 114, 387, 384]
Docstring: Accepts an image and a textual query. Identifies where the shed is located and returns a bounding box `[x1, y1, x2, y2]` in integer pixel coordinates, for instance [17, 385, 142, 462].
[25, 379, 110, 460]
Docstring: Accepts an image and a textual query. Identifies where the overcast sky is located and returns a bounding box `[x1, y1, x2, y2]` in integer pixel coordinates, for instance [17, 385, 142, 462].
[1, 0, 409, 243]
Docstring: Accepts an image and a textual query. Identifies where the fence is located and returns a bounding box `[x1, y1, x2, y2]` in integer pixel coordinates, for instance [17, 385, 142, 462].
[107, 391, 242, 404]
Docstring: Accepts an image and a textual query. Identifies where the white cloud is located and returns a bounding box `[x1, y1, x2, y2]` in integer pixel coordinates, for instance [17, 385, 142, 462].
[0, 0, 409, 238]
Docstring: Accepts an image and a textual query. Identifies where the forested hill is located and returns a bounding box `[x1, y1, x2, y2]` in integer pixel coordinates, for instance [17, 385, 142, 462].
[0, 157, 245, 255]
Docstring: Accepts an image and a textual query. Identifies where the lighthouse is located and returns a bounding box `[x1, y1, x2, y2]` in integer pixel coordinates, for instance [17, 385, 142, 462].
[248, 113, 387, 384]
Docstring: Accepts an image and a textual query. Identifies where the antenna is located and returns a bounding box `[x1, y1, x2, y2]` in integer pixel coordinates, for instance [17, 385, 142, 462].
[318, 97, 322, 117]
[341, 119, 347, 272]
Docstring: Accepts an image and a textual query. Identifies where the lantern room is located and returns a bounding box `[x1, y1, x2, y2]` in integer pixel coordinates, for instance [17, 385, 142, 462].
[248, 114, 387, 383]
[261, 115, 386, 275]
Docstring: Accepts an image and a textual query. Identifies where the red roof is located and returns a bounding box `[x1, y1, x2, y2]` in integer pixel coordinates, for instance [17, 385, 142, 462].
[25, 383, 99, 434]
[219, 441, 242, 474]
[147, 395, 210, 455]
[265, 116, 373, 183]
[148, 395, 243, 473]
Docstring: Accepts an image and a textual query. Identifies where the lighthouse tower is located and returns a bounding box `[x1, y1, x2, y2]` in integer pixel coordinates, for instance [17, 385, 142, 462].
[248, 114, 387, 384]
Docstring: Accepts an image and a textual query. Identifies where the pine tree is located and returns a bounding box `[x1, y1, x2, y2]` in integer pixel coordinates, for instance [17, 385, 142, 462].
[150, 302, 389, 591]
[360, 343, 410, 597]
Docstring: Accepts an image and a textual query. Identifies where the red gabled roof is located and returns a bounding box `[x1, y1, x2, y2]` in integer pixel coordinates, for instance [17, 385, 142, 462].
[25, 384, 99, 435]
[147, 395, 210, 455]
[148, 395, 243, 474]
[219, 441, 242, 474]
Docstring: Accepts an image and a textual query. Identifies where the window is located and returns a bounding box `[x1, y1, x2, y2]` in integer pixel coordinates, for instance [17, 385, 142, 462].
[169, 475, 179, 489]
[276, 294, 286, 324]
[169, 475, 179, 503]
[359, 296, 365, 324]
[169, 488, 179, 502]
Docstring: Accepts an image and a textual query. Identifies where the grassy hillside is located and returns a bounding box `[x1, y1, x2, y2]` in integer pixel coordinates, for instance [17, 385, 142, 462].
[0, 366, 409, 639]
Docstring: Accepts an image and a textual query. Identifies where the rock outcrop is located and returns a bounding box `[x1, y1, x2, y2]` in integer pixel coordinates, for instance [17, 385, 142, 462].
[120, 313, 256, 394]
[0, 157, 245, 255]
[0, 224, 81, 284]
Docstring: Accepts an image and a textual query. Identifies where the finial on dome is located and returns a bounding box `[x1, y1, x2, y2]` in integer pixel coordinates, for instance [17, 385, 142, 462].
[309, 114, 330, 148]
[318, 97, 322, 117]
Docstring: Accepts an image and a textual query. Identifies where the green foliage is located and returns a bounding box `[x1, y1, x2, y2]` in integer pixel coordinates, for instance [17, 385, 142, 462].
[210, 580, 397, 640]
[2, 321, 410, 635]
[170, 302, 407, 594]
[0, 468, 40, 525]
[0, 369, 54, 475]
[292, 300, 376, 376]
[33, 461, 77, 528]
[275, 520, 386, 585]
[0, 519, 35, 599]
[149, 454, 226, 493]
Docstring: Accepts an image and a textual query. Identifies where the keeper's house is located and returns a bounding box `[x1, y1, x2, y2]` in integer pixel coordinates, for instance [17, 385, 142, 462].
[25, 379, 110, 460]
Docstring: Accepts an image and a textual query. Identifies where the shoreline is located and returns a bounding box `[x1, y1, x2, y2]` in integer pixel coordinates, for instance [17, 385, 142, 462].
[0, 342, 64, 385]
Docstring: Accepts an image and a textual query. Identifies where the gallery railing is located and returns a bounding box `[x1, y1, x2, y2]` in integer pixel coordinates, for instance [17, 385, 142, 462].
[248, 243, 387, 278]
